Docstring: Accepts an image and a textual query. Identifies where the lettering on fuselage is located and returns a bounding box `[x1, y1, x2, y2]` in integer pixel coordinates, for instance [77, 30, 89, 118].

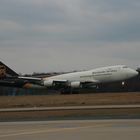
[0, 65, 6, 77]
[92, 69, 117, 76]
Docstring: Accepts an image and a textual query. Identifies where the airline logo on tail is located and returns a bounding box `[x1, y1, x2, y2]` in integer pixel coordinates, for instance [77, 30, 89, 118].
[0, 65, 6, 77]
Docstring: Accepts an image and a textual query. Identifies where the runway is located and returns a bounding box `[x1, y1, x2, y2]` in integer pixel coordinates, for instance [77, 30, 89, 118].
[0, 105, 140, 122]
[0, 119, 140, 140]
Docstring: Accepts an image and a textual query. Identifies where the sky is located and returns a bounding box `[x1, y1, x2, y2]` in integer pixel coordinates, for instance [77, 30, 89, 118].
[0, 0, 140, 74]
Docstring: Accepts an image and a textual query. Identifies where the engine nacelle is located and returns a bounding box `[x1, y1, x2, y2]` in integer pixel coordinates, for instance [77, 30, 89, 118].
[70, 81, 81, 88]
[44, 80, 55, 87]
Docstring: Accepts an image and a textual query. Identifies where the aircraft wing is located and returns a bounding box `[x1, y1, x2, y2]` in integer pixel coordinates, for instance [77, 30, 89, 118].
[18, 76, 42, 81]
[17, 76, 42, 86]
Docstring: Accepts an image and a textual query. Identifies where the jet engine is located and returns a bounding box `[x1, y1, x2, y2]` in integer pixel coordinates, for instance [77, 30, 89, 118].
[44, 80, 55, 87]
[70, 81, 81, 88]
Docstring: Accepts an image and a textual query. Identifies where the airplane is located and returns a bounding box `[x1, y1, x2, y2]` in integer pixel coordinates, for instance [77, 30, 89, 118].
[0, 61, 138, 93]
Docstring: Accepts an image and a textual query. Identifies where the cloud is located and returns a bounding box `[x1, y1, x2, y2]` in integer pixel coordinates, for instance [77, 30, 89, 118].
[0, 0, 140, 73]
[0, 0, 140, 42]
[1, 41, 140, 74]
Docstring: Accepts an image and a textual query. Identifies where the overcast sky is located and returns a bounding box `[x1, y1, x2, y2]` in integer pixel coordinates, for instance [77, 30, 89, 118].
[0, 0, 140, 74]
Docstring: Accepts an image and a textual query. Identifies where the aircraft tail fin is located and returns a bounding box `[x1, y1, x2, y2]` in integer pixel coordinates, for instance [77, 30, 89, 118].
[0, 61, 19, 78]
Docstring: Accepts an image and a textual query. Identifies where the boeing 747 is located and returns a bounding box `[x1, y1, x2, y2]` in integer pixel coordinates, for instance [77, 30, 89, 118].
[0, 61, 138, 93]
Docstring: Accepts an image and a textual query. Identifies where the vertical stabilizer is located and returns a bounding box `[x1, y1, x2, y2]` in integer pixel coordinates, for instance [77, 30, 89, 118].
[0, 61, 18, 78]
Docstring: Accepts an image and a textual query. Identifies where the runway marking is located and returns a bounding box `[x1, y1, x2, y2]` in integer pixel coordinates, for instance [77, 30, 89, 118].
[1, 104, 140, 112]
[0, 123, 110, 138]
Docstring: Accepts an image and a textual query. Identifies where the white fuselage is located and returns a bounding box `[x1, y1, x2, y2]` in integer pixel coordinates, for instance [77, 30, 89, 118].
[44, 65, 138, 84]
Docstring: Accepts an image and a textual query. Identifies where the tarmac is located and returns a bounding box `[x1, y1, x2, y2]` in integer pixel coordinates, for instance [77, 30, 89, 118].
[0, 104, 140, 122]
[0, 119, 140, 140]
[0, 93, 140, 139]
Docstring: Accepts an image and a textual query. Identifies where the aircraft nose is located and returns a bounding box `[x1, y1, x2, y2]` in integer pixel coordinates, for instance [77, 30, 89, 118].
[134, 70, 139, 76]
[128, 69, 138, 77]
